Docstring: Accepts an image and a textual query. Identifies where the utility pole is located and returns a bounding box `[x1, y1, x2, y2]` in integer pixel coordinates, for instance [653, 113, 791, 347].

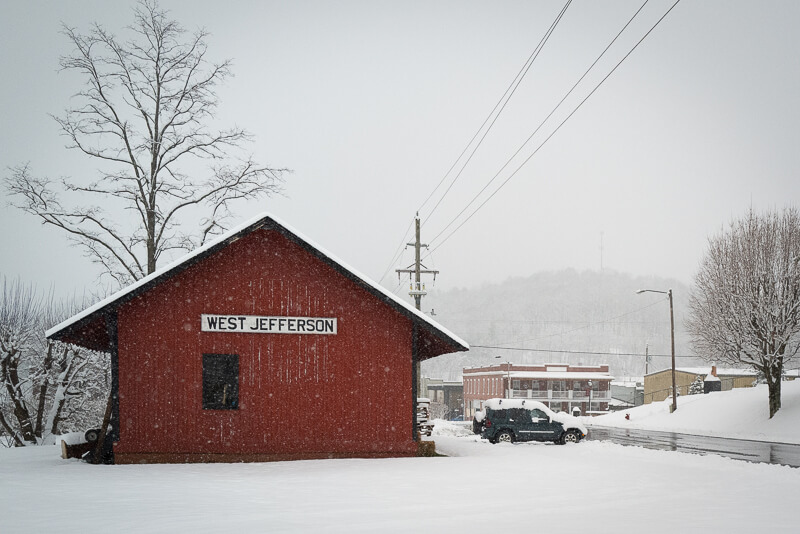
[396, 215, 439, 311]
[395, 213, 439, 310]
[668, 288, 677, 413]
[396, 214, 439, 402]
[636, 288, 677, 413]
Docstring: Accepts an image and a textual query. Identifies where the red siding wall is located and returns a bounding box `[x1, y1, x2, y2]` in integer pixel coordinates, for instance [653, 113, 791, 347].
[114, 229, 417, 462]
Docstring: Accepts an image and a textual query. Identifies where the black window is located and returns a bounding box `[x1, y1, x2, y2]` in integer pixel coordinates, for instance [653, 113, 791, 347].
[202, 353, 239, 410]
[507, 408, 528, 422]
[530, 409, 547, 421]
[486, 409, 506, 423]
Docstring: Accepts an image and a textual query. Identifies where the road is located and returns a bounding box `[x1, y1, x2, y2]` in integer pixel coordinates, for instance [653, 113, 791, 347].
[586, 425, 800, 468]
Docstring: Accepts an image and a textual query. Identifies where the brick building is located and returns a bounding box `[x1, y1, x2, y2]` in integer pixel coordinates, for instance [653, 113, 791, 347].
[463, 363, 613, 417]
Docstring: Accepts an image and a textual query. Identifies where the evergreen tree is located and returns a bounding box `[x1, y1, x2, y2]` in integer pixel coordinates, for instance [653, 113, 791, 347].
[688, 375, 704, 395]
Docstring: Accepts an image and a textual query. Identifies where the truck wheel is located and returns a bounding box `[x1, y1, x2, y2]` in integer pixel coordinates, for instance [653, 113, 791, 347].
[84, 429, 101, 443]
[497, 430, 514, 443]
[561, 430, 580, 444]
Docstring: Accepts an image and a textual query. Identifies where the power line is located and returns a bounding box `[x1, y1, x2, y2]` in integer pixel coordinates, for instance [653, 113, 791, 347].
[424, 0, 682, 257]
[425, 0, 652, 249]
[378, 218, 414, 284]
[421, 0, 574, 223]
[391, 277, 406, 296]
[469, 344, 698, 359]
[442, 319, 663, 325]
[380, 1, 573, 284]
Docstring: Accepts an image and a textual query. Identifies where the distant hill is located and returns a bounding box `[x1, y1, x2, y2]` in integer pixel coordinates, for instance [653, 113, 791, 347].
[420, 269, 704, 381]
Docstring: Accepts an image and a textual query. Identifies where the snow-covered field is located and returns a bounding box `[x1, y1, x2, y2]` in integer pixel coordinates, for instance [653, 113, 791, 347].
[592, 379, 800, 444]
[2, 424, 798, 533]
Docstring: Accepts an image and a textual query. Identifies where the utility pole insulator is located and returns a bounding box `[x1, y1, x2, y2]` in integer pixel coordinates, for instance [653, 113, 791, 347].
[395, 216, 438, 311]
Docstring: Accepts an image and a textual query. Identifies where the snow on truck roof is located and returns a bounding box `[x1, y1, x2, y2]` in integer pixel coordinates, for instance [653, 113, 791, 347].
[484, 399, 550, 411]
[46, 212, 469, 355]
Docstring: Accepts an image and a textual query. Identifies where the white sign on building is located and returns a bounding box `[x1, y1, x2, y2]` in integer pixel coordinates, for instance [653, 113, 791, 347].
[201, 314, 337, 334]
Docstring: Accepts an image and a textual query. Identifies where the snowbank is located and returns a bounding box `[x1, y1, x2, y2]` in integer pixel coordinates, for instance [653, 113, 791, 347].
[1, 437, 797, 532]
[590, 380, 800, 444]
[430, 419, 472, 437]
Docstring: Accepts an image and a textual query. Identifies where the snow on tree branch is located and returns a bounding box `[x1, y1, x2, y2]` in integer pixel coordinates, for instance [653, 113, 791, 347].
[688, 207, 800, 418]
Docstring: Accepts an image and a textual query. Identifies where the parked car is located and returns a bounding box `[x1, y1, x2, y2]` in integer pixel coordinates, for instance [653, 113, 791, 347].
[480, 398, 587, 445]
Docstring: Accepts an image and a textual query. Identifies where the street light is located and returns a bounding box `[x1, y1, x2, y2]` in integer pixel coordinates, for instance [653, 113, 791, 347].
[495, 356, 511, 399]
[636, 288, 677, 413]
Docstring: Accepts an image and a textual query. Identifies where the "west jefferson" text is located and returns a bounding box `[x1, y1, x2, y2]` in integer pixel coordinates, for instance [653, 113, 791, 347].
[201, 314, 337, 335]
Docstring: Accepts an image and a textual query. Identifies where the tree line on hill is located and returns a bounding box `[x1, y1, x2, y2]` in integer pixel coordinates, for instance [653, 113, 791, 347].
[421, 269, 698, 381]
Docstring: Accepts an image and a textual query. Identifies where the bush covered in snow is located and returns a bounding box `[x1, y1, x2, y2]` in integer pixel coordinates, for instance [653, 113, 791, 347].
[430, 419, 473, 437]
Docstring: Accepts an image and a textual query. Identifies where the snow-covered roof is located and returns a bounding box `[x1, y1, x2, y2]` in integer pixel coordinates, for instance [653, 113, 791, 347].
[613, 376, 644, 384]
[611, 380, 643, 387]
[645, 367, 757, 378]
[470, 370, 613, 380]
[46, 212, 469, 355]
[676, 367, 757, 377]
[607, 397, 633, 406]
[511, 371, 613, 380]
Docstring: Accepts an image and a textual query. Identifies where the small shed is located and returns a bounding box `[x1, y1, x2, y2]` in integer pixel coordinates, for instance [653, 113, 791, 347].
[703, 366, 722, 394]
[47, 213, 468, 463]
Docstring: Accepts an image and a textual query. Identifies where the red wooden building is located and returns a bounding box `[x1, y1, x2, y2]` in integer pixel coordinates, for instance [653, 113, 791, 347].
[47, 214, 468, 463]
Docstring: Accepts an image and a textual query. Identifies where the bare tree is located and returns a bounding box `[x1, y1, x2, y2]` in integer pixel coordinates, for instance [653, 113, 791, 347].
[429, 401, 450, 420]
[0, 280, 40, 445]
[5, 0, 286, 287]
[687, 208, 800, 418]
[0, 277, 108, 446]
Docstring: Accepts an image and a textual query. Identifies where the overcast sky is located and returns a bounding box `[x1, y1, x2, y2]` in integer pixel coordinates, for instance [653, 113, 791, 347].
[2, 0, 799, 303]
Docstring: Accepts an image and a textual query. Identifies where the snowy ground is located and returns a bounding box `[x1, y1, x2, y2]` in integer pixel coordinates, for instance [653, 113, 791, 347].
[590, 379, 800, 444]
[2, 426, 798, 533]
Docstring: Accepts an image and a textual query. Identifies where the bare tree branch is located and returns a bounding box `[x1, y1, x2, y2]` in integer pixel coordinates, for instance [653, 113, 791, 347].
[687, 207, 800, 418]
[4, 0, 287, 287]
